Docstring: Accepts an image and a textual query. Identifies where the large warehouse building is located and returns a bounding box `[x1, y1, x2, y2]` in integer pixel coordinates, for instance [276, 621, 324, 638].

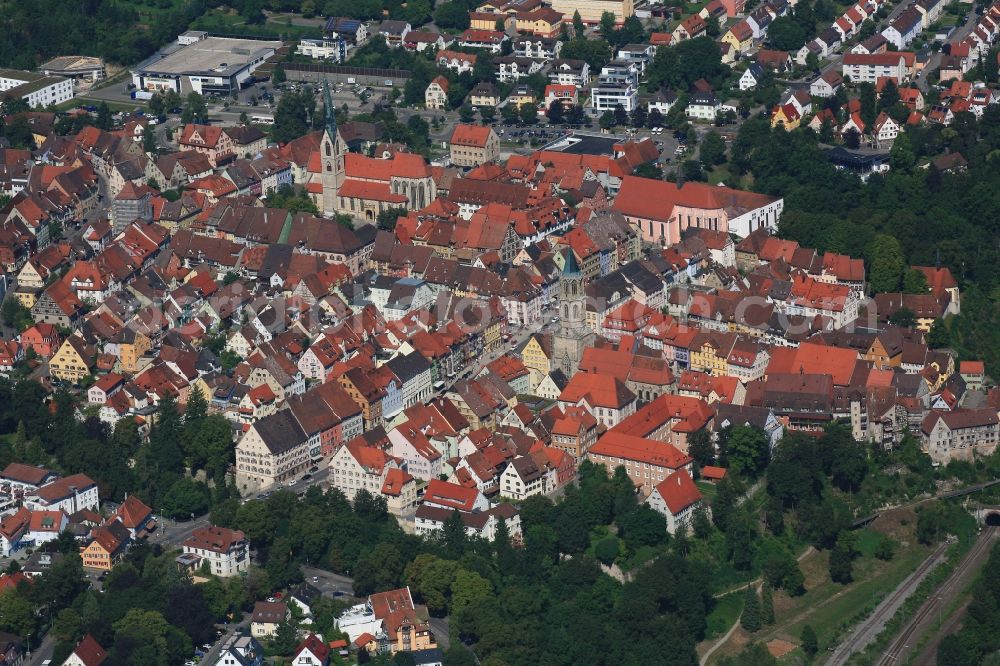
[131, 32, 280, 95]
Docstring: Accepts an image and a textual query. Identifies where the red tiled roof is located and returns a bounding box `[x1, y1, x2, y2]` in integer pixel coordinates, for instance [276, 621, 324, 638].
[701, 465, 727, 479]
[295, 634, 330, 662]
[70, 634, 107, 666]
[590, 432, 692, 470]
[112, 495, 152, 529]
[424, 479, 480, 511]
[450, 124, 493, 148]
[655, 469, 702, 514]
[766, 342, 857, 386]
[560, 373, 636, 409]
[338, 179, 409, 203]
[960, 360, 985, 375]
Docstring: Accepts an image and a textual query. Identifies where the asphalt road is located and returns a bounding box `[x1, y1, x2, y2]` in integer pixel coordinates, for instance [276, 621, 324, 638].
[827, 539, 952, 665]
[877, 526, 1000, 666]
[300, 564, 357, 597]
[199, 617, 250, 666]
[24, 635, 54, 666]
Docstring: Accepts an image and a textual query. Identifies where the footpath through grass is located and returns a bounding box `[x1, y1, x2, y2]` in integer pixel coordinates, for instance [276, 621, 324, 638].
[700, 506, 938, 664]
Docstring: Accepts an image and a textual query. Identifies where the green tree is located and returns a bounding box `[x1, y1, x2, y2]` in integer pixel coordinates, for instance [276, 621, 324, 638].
[405, 554, 458, 616]
[450, 569, 493, 615]
[700, 130, 727, 168]
[272, 65, 286, 84]
[559, 38, 613, 71]
[573, 10, 585, 36]
[594, 537, 620, 565]
[599, 11, 616, 38]
[937, 635, 971, 666]
[766, 17, 807, 50]
[874, 535, 896, 561]
[889, 131, 916, 172]
[613, 103, 628, 127]
[618, 506, 667, 550]
[377, 206, 408, 232]
[519, 103, 538, 125]
[727, 426, 770, 478]
[159, 476, 211, 519]
[867, 234, 905, 293]
[878, 78, 900, 112]
[902, 268, 928, 294]
[741, 586, 762, 632]
[181, 92, 208, 125]
[272, 89, 316, 143]
[268, 621, 299, 656]
[801, 624, 818, 658]
[859, 82, 877, 131]
[113, 608, 175, 659]
[829, 533, 855, 584]
[0, 590, 35, 638]
[96, 103, 113, 130]
[434, 2, 470, 29]
[142, 125, 157, 154]
[761, 583, 775, 625]
[546, 100, 565, 125]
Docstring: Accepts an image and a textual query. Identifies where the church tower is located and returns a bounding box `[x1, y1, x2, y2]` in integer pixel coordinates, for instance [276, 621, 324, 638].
[320, 81, 347, 217]
[552, 249, 594, 377]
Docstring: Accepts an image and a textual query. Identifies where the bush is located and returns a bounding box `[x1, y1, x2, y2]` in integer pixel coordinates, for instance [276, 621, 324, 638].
[594, 537, 620, 566]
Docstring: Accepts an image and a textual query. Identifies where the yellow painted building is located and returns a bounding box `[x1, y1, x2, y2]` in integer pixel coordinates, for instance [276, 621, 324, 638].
[771, 104, 801, 130]
[549, 0, 633, 24]
[117, 329, 152, 374]
[506, 89, 537, 108]
[721, 27, 753, 54]
[689, 337, 730, 375]
[521, 334, 552, 389]
[80, 525, 128, 571]
[49, 337, 94, 382]
[14, 289, 40, 309]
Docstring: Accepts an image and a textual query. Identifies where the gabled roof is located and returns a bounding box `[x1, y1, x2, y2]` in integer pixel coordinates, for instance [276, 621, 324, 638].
[423, 479, 480, 512]
[654, 469, 702, 514]
[111, 495, 152, 530]
[70, 635, 107, 666]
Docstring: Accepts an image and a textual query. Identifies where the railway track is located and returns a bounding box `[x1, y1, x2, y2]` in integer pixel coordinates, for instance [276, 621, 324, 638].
[877, 527, 998, 666]
[826, 540, 950, 665]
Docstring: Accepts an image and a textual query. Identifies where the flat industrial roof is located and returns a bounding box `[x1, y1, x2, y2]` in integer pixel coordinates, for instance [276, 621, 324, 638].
[135, 36, 281, 77]
[547, 134, 619, 156]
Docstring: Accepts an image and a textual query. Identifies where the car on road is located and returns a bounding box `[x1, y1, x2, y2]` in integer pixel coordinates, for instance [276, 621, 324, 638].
[312, 576, 320, 582]
[302, 473, 312, 481]
[309, 465, 319, 473]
